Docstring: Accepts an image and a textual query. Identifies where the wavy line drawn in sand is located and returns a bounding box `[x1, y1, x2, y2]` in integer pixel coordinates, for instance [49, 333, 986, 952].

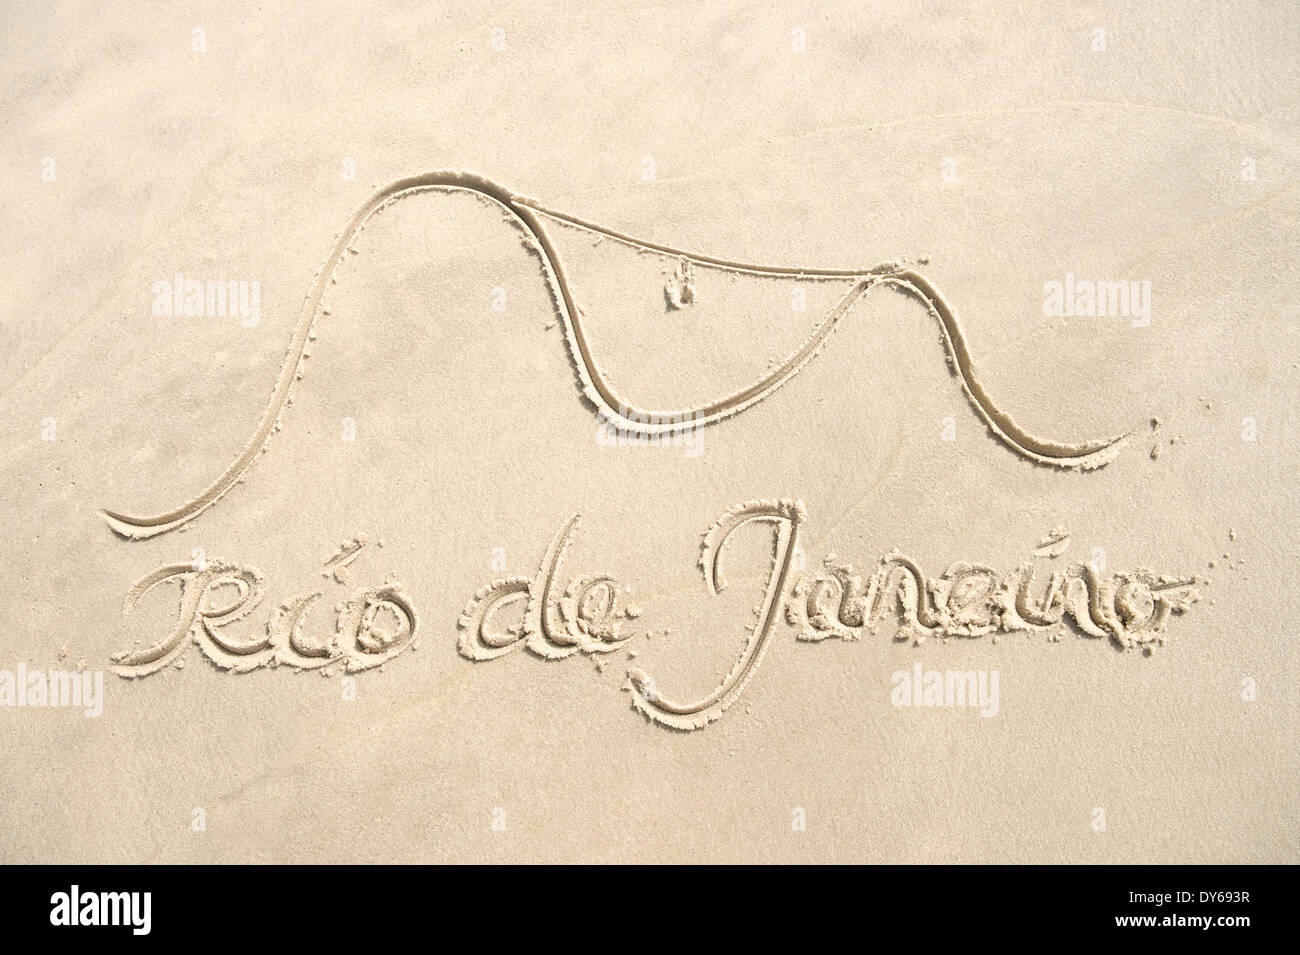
[101, 171, 1133, 539]
[111, 560, 417, 677]
[462, 501, 1202, 731]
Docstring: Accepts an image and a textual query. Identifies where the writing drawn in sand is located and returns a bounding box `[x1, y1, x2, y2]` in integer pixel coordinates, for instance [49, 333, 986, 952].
[98, 172, 1191, 728]
[111, 555, 417, 678]
[458, 501, 1201, 730]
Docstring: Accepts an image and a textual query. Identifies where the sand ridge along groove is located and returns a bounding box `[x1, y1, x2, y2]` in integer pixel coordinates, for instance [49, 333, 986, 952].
[102, 171, 1133, 539]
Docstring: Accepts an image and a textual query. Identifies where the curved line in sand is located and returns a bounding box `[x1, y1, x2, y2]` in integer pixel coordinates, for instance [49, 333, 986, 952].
[102, 171, 1131, 539]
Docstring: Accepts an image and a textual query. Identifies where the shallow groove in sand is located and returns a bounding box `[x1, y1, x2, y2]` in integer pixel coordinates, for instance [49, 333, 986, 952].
[103, 171, 1132, 539]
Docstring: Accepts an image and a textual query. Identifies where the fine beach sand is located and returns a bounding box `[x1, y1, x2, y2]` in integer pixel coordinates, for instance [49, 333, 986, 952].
[1, 1, 1296, 863]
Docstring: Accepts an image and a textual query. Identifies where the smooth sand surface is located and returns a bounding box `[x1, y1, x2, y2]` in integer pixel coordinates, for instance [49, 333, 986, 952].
[1, 1, 1296, 862]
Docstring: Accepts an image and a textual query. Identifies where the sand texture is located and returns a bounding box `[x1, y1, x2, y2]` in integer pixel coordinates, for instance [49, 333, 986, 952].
[0, 1, 1296, 863]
